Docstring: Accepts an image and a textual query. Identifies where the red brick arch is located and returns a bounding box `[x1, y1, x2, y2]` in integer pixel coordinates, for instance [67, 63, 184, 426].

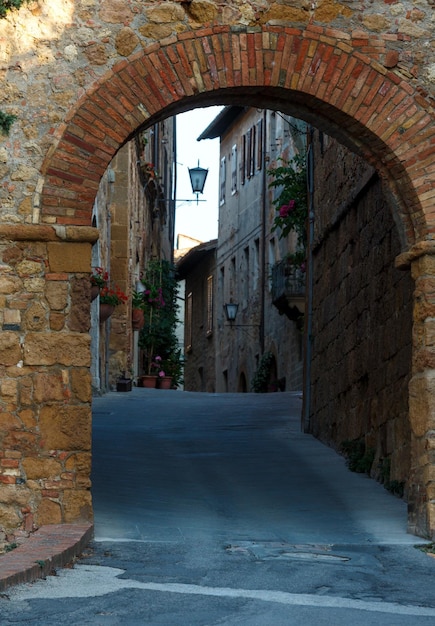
[41, 24, 435, 249]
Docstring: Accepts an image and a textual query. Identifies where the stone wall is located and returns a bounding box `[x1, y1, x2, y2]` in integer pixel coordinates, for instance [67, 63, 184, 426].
[309, 132, 414, 494]
[0, 230, 95, 544]
[0, 1, 435, 538]
[0, 1, 434, 226]
[179, 244, 217, 392]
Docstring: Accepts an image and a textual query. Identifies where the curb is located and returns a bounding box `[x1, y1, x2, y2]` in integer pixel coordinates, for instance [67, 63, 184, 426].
[0, 523, 93, 593]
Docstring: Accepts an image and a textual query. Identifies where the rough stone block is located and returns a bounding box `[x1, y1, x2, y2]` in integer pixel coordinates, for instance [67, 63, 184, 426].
[45, 282, 68, 311]
[39, 405, 91, 451]
[22, 458, 62, 480]
[409, 373, 435, 437]
[33, 373, 65, 403]
[0, 332, 22, 366]
[24, 333, 91, 367]
[62, 490, 93, 523]
[70, 369, 92, 403]
[23, 302, 48, 331]
[36, 498, 62, 526]
[47, 243, 91, 273]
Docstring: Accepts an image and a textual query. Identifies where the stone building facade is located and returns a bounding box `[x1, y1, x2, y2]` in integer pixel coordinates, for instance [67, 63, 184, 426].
[180, 106, 306, 393]
[307, 130, 414, 501]
[90, 120, 176, 393]
[0, 2, 435, 539]
[177, 239, 217, 392]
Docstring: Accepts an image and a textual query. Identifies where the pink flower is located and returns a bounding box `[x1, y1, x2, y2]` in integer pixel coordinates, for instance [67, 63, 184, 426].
[154, 356, 162, 362]
[159, 370, 165, 377]
[279, 200, 296, 217]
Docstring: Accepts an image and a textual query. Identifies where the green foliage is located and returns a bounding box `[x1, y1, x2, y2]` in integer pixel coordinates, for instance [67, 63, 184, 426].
[268, 153, 308, 246]
[0, 0, 27, 19]
[417, 543, 435, 555]
[0, 0, 28, 141]
[139, 260, 183, 386]
[340, 439, 375, 474]
[0, 110, 17, 135]
[386, 480, 404, 497]
[132, 290, 145, 309]
[5, 542, 17, 552]
[380, 457, 404, 497]
[251, 352, 274, 393]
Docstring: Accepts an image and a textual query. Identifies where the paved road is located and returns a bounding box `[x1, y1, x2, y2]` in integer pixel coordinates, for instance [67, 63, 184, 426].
[2, 389, 435, 625]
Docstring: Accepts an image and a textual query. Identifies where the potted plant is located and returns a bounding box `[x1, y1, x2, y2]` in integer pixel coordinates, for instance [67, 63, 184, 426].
[251, 351, 274, 393]
[116, 370, 132, 392]
[137, 259, 184, 390]
[139, 355, 163, 388]
[132, 291, 145, 330]
[91, 267, 108, 301]
[99, 283, 128, 322]
[161, 350, 184, 389]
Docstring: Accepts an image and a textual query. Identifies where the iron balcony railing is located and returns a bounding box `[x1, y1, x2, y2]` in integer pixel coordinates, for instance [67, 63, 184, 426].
[271, 258, 306, 304]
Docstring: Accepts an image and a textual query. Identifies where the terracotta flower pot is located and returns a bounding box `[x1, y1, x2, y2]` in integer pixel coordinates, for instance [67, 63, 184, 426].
[132, 308, 145, 330]
[157, 376, 173, 390]
[91, 285, 100, 301]
[99, 303, 115, 323]
[139, 375, 157, 388]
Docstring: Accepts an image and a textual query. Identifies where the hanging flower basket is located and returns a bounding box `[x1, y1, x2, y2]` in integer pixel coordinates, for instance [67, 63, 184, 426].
[91, 285, 100, 301]
[99, 303, 115, 323]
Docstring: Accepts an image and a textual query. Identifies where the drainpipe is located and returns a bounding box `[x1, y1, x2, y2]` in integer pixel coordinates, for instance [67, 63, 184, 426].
[170, 117, 177, 262]
[302, 128, 314, 432]
[104, 172, 113, 392]
[259, 110, 267, 354]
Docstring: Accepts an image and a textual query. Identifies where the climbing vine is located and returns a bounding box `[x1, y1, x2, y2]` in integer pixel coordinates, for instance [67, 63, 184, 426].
[0, 0, 28, 134]
[0, 0, 27, 18]
[268, 153, 308, 278]
[268, 153, 308, 246]
[0, 111, 17, 135]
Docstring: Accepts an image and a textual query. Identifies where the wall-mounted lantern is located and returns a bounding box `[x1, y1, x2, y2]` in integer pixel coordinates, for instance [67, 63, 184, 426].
[188, 162, 208, 204]
[224, 302, 239, 323]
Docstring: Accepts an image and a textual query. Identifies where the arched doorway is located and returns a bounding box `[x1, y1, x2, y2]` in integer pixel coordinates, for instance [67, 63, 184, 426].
[2, 25, 435, 539]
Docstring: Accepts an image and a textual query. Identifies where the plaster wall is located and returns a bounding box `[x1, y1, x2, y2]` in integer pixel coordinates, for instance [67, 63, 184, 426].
[216, 108, 305, 392]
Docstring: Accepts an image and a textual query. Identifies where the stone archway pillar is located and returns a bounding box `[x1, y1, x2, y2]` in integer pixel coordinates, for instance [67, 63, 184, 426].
[0, 224, 98, 541]
[398, 243, 435, 539]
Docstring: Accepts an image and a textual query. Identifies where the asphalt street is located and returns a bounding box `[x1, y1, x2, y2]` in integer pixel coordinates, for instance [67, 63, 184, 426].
[1, 388, 435, 625]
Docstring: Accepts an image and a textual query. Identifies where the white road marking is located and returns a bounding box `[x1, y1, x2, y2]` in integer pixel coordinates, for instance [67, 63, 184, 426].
[8, 565, 435, 617]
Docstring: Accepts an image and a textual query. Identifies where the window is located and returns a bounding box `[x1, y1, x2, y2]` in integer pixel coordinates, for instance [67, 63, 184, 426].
[243, 246, 249, 304]
[219, 156, 226, 205]
[253, 238, 260, 291]
[249, 126, 256, 178]
[206, 275, 213, 335]
[231, 144, 238, 195]
[186, 292, 193, 352]
[219, 266, 225, 321]
[256, 119, 263, 171]
[240, 134, 246, 186]
[246, 130, 252, 180]
[230, 256, 236, 298]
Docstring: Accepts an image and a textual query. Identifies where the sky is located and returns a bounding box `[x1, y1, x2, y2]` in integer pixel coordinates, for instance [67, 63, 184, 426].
[174, 106, 223, 244]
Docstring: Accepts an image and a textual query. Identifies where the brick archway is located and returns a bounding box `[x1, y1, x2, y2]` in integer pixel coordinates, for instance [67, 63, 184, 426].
[41, 25, 435, 249]
[4, 24, 435, 541]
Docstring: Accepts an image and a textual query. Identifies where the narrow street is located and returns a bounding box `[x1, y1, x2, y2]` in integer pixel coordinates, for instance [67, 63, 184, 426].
[2, 389, 435, 625]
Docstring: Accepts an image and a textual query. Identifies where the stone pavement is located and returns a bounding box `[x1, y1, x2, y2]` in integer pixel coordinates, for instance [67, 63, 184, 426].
[2, 390, 435, 624]
[0, 524, 93, 592]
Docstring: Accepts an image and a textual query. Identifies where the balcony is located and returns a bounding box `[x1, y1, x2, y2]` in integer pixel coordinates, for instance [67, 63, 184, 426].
[271, 259, 306, 323]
